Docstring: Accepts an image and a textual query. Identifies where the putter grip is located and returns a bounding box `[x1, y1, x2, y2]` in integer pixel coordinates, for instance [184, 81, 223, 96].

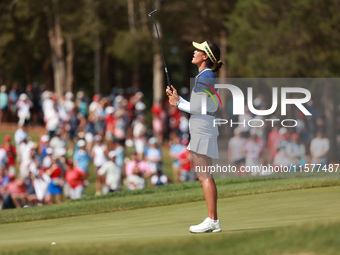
[148, 9, 158, 17]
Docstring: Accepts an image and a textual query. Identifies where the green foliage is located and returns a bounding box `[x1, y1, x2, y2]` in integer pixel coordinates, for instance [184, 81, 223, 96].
[226, 0, 340, 77]
[108, 30, 153, 65]
[0, 0, 339, 93]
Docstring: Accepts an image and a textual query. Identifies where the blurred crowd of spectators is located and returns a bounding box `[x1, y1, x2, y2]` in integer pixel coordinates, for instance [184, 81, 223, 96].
[227, 94, 332, 176]
[0, 84, 191, 209]
[0, 84, 335, 209]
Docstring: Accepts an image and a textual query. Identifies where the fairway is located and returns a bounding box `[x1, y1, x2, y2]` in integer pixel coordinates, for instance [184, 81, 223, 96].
[1, 185, 340, 255]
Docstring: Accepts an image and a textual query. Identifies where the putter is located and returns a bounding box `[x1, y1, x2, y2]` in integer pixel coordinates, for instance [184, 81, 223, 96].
[148, 9, 172, 91]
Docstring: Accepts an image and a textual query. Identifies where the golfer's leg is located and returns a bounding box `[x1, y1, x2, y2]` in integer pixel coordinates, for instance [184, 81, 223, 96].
[199, 177, 218, 220]
[192, 152, 218, 220]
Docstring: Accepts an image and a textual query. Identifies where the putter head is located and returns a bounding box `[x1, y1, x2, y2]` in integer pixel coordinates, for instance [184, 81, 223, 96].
[148, 9, 158, 17]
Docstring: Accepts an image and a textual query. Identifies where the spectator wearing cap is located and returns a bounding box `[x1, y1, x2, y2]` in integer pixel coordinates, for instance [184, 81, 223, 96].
[41, 91, 54, 123]
[144, 137, 162, 174]
[73, 140, 91, 173]
[33, 169, 51, 206]
[132, 114, 147, 161]
[135, 101, 146, 116]
[1, 135, 16, 175]
[65, 159, 86, 200]
[50, 129, 67, 158]
[45, 101, 60, 139]
[73, 132, 85, 153]
[65, 107, 80, 151]
[45, 159, 63, 204]
[84, 132, 94, 152]
[27, 143, 40, 176]
[75, 91, 88, 118]
[286, 133, 307, 169]
[88, 95, 105, 135]
[243, 132, 264, 176]
[0, 85, 9, 123]
[98, 150, 122, 194]
[55, 147, 67, 177]
[104, 106, 115, 148]
[310, 130, 330, 166]
[14, 121, 28, 148]
[58, 92, 75, 126]
[113, 138, 125, 171]
[40, 134, 50, 158]
[113, 109, 127, 142]
[91, 135, 108, 196]
[89, 94, 101, 114]
[42, 147, 54, 169]
[18, 136, 31, 178]
[16, 93, 33, 126]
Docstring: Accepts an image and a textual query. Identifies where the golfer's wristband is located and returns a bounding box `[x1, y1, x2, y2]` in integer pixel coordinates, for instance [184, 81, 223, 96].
[175, 101, 179, 108]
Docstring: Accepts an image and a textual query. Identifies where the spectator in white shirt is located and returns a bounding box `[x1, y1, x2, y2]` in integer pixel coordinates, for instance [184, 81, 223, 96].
[310, 130, 330, 166]
[98, 150, 122, 194]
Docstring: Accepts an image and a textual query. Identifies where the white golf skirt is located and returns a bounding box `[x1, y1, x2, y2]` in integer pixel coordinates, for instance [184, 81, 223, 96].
[188, 115, 219, 159]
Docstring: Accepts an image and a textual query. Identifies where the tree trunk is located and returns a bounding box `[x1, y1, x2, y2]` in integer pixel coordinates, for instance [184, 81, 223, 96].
[152, 0, 164, 105]
[127, 0, 137, 34]
[219, 30, 228, 79]
[323, 81, 337, 162]
[101, 51, 109, 93]
[45, 0, 66, 97]
[65, 36, 74, 93]
[200, 0, 210, 38]
[94, 34, 101, 94]
[218, 29, 231, 138]
[132, 64, 140, 89]
[139, 0, 148, 32]
[42, 58, 53, 90]
[153, 52, 163, 104]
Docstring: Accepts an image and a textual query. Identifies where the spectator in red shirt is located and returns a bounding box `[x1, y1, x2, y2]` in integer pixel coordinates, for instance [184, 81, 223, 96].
[1, 135, 16, 175]
[177, 139, 192, 182]
[267, 124, 282, 161]
[45, 161, 63, 204]
[104, 106, 115, 149]
[65, 159, 86, 200]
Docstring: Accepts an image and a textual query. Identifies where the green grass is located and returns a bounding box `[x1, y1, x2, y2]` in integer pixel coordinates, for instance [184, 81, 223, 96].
[1, 177, 340, 224]
[1, 185, 340, 255]
[2, 129, 340, 254]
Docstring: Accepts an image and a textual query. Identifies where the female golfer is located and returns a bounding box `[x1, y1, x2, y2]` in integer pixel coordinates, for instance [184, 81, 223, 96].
[166, 41, 222, 233]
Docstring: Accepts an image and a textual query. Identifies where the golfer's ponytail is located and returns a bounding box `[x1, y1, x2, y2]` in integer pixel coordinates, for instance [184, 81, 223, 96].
[213, 61, 223, 73]
[206, 41, 223, 73]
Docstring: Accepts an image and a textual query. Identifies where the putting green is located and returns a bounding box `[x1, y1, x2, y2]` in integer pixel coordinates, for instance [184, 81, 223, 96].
[1, 186, 340, 254]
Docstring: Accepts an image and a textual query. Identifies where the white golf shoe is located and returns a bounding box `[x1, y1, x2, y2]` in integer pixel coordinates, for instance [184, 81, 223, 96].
[189, 217, 222, 233]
